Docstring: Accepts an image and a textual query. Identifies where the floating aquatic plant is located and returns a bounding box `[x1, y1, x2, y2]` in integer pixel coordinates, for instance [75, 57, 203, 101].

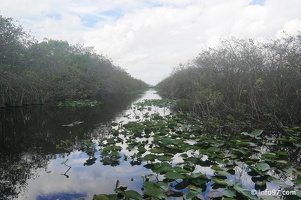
[72, 99, 301, 199]
[56, 99, 102, 107]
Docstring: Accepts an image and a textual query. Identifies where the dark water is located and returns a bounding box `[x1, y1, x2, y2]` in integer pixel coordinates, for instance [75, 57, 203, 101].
[0, 90, 161, 200]
[1, 90, 300, 200]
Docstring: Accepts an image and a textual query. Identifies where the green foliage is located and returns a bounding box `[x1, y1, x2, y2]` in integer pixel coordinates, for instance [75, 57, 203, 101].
[255, 162, 271, 172]
[135, 99, 177, 108]
[233, 183, 259, 200]
[0, 15, 148, 108]
[143, 181, 168, 199]
[56, 99, 102, 107]
[38, 99, 298, 199]
[92, 101, 301, 199]
[165, 171, 185, 180]
[93, 194, 113, 200]
[156, 35, 301, 125]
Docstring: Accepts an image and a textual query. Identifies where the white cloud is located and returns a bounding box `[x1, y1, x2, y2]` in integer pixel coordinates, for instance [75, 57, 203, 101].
[0, 0, 301, 85]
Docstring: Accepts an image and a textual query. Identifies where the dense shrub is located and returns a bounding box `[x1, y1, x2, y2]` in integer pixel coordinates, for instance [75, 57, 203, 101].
[157, 35, 301, 125]
[0, 15, 148, 107]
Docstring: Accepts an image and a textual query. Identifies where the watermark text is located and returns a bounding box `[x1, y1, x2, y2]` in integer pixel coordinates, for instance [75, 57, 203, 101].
[251, 189, 296, 196]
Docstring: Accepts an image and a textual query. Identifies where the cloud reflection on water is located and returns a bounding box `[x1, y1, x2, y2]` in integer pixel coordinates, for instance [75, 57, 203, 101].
[21, 149, 152, 199]
[17, 90, 163, 200]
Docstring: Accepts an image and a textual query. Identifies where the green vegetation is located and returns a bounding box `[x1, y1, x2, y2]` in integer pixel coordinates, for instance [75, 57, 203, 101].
[0, 15, 148, 108]
[58, 100, 301, 199]
[2, 13, 301, 199]
[156, 35, 301, 126]
[135, 99, 177, 108]
[56, 99, 102, 107]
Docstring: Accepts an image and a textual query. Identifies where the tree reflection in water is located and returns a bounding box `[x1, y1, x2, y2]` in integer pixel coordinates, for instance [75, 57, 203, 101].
[60, 159, 71, 178]
[0, 92, 142, 199]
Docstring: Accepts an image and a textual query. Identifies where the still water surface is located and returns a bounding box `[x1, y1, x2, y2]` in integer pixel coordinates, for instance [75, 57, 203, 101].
[1, 89, 295, 200]
[0, 90, 163, 200]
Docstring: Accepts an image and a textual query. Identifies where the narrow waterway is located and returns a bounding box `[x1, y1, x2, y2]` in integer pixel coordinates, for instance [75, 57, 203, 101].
[0, 89, 162, 200]
[1, 89, 300, 200]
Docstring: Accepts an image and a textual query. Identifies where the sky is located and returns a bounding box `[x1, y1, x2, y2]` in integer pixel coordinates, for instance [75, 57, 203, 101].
[0, 0, 301, 85]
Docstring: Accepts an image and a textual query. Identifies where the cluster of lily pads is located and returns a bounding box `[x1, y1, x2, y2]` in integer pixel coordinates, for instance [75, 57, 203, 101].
[92, 99, 301, 200]
[56, 99, 101, 107]
[57, 99, 301, 199]
[135, 99, 177, 108]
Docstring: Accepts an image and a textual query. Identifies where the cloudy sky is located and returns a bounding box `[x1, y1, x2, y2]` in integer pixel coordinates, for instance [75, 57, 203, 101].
[1, 0, 300, 85]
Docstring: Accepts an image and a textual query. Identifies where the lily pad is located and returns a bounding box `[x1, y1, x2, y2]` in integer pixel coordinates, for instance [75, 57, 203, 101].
[214, 170, 231, 178]
[212, 177, 231, 186]
[255, 162, 270, 172]
[157, 155, 173, 162]
[265, 142, 276, 146]
[185, 190, 203, 200]
[236, 141, 250, 147]
[152, 162, 172, 174]
[93, 194, 110, 200]
[233, 183, 259, 200]
[137, 146, 147, 154]
[205, 190, 223, 199]
[275, 151, 288, 160]
[211, 165, 224, 171]
[172, 166, 190, 174]
[143, 154, 157, 162]
[149, 148, 165, 154]
[165, 171, 185, 180]
[157, 181, 169, 191]
[186, 172, 208, 180]
[261, 153, 277, 161]
[267, 176, 287, 186]
[143, 182, 167, 199]
[123, 190, 143, 200]
[294, 177, 301, 187]
[223, 188, 236, 198]
[250, 129, 264, 137]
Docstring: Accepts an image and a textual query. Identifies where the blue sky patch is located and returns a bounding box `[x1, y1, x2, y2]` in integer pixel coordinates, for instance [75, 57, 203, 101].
[145, 1, 161, 8]
[249, 0, 265, 6]
[81, 14, 104, 28]
[38, 192, 86, 200]
[81, 10, 123, 28]
[48, 13, 61, 20]
[101, 9, 123, 20]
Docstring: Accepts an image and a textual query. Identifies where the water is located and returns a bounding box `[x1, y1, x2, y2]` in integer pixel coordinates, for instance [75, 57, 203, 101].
[0, 89, 161, 200]
[1, 89, 300, 200]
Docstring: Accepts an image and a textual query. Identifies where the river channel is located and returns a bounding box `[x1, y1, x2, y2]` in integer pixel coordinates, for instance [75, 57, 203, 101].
[1, 89, 300, 200]
[0, 89, 165, 200]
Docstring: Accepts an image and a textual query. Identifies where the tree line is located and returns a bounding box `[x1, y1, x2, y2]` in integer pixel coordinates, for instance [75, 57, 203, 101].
[156, 35, 301, 126]
[0, 15, 148, 108]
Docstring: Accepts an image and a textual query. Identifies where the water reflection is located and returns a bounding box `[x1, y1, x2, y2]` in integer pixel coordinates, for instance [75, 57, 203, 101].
[1, 89, 298, 199]
[22, 150, 152, 200]
[0, 91, 149, 200]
